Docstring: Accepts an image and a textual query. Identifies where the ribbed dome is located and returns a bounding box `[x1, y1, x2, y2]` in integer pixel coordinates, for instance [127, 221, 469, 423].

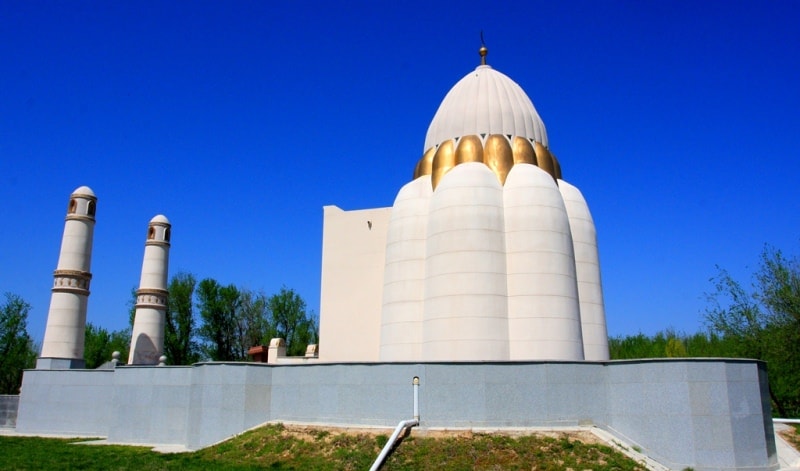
[423, 65, 548, 152]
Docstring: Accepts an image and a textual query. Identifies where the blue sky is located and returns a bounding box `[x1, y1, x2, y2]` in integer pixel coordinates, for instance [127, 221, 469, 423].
[1, 1, 798, 345]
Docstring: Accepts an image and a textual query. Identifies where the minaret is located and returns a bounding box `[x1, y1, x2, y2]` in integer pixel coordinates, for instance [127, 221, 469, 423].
[38, 186, 97, 369]
[128, 215, 171, 365]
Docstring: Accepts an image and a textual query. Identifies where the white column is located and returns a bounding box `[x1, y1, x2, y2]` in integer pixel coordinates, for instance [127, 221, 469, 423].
[128, 215, 171, 365]
[504, 165, 584, 360]
[422, 163, 509, 361]
[559, 180, 609, 361]
[380, 176, 431, 361]
[39, 186, 97, 369]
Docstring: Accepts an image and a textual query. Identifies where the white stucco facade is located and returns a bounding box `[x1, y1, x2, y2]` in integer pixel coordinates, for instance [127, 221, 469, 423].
[318, 205, 391, 362]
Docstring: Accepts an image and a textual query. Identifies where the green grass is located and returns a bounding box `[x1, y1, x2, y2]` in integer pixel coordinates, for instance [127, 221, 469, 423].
[0, 424, 647, 470]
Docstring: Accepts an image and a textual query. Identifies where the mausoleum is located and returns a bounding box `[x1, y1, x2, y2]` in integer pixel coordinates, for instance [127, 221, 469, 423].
[320, 45, 608, 363]
[12, 46, 780, 471]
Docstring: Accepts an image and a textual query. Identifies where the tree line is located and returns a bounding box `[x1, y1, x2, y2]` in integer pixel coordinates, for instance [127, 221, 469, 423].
[0, 275, 318, 393]
[112, 273, 319, 365]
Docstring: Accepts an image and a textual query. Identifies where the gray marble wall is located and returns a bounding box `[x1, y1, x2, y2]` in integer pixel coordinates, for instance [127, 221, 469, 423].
[15, 359, 778, 470]
[0, 395, 19, 428]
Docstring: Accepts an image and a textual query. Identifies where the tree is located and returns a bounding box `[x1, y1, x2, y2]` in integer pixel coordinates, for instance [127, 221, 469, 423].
[609, 330, 741, 359]
[704, 244, 800, 417]
[664, 337, 687, 357]
[704, 268, 765, 359]
[197, 279, 241, 361]
[194, 282, 318, 361]
[267, 287, 318, 356]
[236, 289, 272, 358]
[164, 273, 200, 365]
[127, 286, 137, 329]
[84, 323, 129, 369]
[0, 293, 37, 394]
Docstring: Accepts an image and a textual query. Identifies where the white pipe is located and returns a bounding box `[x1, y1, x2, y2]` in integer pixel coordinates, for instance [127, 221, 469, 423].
[369, 418, 419, 471]
[413, 375, 419, 420]
[369, 376, 420, 471]
[775, 418, 800, 424]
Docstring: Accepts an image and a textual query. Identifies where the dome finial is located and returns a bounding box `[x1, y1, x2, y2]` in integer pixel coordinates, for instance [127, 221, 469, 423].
[479, 31, 488, 65]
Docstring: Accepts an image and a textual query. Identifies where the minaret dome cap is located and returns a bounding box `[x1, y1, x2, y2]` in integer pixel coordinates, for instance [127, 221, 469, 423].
[150, 214, 170, 224]
[72, 186, 95, 198]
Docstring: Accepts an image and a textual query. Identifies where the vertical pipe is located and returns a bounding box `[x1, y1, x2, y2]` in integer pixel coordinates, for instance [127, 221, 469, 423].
[413, 376, 419, 421]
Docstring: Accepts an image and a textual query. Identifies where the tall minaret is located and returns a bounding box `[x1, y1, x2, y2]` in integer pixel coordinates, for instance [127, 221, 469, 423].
[128, 215, 171, 365]
[38, 186, 97, 369]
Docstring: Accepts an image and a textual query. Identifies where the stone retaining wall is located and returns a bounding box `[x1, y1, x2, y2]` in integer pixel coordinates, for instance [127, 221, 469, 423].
[15, 359, 778, 471]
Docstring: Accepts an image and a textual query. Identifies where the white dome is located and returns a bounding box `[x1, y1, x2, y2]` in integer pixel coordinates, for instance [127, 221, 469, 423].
[72, 185, 95, 197]
[150, 214, 170, 224]
[423, 65, 548, 152]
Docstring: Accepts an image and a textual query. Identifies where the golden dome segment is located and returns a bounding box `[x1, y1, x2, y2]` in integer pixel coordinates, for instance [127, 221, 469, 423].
[455, 135, 483, 165]
[484, 134, 513, 185]
[415, 135, 560, 189]
[430, 139, 456, 189]
[512, 136, 536, 166]
[551, 153, 563, 180]
[413, 146, 436, 180]
[533, 141, 555, 177]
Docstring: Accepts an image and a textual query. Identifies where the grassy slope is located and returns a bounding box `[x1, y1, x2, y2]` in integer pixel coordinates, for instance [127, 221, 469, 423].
[0, 424, 646, 470]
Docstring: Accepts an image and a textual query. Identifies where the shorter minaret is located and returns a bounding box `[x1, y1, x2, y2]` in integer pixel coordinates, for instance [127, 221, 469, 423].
[39, 186, 97, 369]
[128, 215, 171, 365]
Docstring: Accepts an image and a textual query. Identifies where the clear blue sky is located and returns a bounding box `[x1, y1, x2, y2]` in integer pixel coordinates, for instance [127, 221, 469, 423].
[1, 1, 798, 345]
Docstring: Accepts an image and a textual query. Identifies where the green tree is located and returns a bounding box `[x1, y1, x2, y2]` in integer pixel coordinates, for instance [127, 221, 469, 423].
[267, 287, 318, 356]
[164, 273, 200, 365]
[236, 289, 272, 358]
[704, 268, 765, 359]
[704, 244, 800, 417]
[0, 293, 37, 394]
[84, 323, 129, 369]
[197, 279, 241, 361]
[665, 337, 687, 357]
[609, 330, 736, 360]
[127, 286, 137, 329]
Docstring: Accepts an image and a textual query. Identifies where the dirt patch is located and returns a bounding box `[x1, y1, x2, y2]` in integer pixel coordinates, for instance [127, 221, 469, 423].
[273, 423, 604, 446]
[778, 425, 800, 451]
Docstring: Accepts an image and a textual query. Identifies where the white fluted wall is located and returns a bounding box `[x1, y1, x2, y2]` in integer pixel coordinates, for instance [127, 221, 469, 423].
[505, 165, 584, 360]
[559, 180, 609, 360]
[422, 163, 509, 361]
[380, 176, 432, 361]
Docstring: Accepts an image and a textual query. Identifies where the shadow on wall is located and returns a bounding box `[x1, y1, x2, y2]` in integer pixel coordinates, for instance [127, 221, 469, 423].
[129, 334, 158, 365]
